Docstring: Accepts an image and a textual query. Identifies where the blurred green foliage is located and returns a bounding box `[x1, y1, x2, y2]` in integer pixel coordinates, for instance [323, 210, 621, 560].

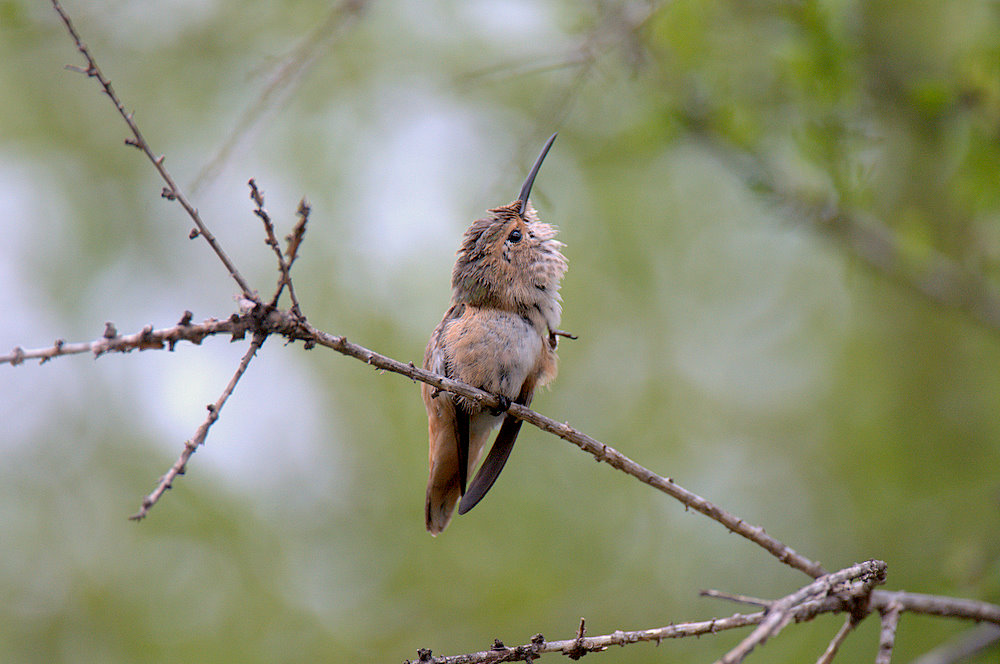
[2, 0, 999, 662]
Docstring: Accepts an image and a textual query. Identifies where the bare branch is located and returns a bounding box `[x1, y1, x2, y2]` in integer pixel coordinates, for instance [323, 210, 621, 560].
[50, 0, 256, 300]
[408, 591, 877, 664]
[1, 312, 250, 366]
[870, 590, 1000, 624]
[409, 582, 1000, 663]
[875, 600, 902, 664]
[294, 316, 828, 579]
[407, 611, 765, 664]
[130, 331, 266, 520]
[701, 589, 773, 608]
[815, 615, 858, 664]
[716, 560, 887, 664]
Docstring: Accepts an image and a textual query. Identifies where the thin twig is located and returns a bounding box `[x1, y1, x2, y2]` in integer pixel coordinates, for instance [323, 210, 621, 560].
[130, 331, 266, 520]
[815, 615, 857, 664]
[50, 0, 256, 300]
[716, 560, 887, 664]
[701, 589, 773, 608]
[875, 600, 903, 664]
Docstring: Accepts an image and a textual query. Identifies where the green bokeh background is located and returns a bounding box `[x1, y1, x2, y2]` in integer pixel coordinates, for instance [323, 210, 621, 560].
[2, 1, 999, 662]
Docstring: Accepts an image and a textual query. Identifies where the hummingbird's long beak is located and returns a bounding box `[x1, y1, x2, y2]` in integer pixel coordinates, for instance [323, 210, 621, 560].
[518, 133, 558, 215]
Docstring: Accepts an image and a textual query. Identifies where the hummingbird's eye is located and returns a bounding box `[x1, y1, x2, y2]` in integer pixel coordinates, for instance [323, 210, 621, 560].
[507, 229, 522, 244]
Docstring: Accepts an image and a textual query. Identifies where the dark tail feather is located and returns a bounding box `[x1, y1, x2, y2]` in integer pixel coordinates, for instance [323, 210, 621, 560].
[455, 398, 470, 495]
[457, 414, 523, 515]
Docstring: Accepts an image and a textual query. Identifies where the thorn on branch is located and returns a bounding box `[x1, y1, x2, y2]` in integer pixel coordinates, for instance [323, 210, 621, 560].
[178, 310, 193, 326]
[124, 137, 140, 149]
[161, 187, 177, 201]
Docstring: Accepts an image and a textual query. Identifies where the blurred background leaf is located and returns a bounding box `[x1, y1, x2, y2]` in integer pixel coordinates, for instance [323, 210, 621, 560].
[1, 0, 999, 662]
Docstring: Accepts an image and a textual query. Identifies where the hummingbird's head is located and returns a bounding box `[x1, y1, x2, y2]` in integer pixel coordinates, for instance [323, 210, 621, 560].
[450, 135, 567, 326]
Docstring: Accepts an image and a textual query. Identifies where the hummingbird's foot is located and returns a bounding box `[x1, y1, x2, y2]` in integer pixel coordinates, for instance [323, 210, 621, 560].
[490, 395, 511, 416]
[548, 328, 578, 349]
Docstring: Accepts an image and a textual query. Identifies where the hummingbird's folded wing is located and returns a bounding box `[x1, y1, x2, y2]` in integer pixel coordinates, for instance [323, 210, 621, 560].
[458, 380, 535, 516]
[457, 412, 523, 515]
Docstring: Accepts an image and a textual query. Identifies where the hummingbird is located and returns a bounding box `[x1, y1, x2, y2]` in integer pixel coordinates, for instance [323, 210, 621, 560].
[422, 133, 571, 535]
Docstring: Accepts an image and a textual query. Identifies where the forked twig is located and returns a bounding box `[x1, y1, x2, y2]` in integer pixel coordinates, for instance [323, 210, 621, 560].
[716, 560, 886, 664]
[248, 179, 306, 315]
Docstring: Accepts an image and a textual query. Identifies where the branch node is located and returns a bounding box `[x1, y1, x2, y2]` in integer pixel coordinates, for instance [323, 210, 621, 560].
[103, 322, 118, 339]
[416, 648, 433, 662]
[188, 227, 200, 239]
[10, 346, 24, 366]
[178, 310, 193, 326]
